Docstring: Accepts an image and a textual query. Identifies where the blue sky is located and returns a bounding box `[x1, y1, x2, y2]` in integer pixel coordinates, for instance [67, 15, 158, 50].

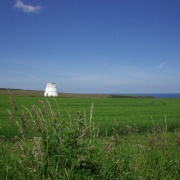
[1, 0, 180, 93]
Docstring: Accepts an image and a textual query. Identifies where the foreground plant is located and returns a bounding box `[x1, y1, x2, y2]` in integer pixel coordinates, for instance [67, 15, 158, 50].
[0, 97, 179, 179]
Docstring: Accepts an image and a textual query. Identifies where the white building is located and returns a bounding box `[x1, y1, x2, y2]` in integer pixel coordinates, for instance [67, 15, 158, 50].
[44, 82, 58, 97]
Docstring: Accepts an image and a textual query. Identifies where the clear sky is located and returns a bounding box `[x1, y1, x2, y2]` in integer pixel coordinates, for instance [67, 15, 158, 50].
[1, 0, 180, 93]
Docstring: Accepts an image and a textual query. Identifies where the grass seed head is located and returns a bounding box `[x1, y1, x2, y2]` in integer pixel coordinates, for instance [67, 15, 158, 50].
[22, 111, 27, 129]
[11, 99, 18, 111]
[19, 126, 24, 135]
[176, 137, 180, 146]
[12, 136, 18, 143]
[8, 110, 14, 127]
[113, 128, 119, 144]
[103, 143, 112, 153]
[31, 105, 35, 115]
[79, 126, 91, 138]
[7, 90, 18, 111]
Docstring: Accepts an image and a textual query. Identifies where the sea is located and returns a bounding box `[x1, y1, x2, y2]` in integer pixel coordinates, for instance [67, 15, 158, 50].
[114, 93, 180, 99]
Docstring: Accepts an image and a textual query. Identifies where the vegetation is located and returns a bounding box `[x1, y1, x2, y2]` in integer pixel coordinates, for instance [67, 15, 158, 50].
[1, 90, 180, 137]
[0, 90, 179, 179]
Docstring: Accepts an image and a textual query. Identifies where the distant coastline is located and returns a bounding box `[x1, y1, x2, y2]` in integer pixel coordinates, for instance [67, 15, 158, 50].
[113, 93, 180, 98]
[1, 88, 180, 98]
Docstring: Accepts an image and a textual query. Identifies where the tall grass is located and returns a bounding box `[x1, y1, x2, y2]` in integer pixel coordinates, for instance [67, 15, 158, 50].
[0, 95, 179, 179]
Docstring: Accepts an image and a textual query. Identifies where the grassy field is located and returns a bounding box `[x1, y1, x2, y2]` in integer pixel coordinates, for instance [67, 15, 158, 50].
[0, 89, 180, 179]
[0, 89, 180, 137]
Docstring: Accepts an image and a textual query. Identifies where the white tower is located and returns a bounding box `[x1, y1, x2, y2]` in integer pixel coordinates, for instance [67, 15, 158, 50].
[44, 82, 58, 97]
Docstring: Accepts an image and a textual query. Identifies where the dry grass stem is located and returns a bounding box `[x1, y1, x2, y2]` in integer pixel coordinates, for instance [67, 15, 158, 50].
[90, 102, 93, 125]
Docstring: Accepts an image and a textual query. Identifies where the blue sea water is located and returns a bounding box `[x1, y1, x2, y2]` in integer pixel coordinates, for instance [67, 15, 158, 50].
[149, 93, 180, 98]
[116, 93, 180, 98]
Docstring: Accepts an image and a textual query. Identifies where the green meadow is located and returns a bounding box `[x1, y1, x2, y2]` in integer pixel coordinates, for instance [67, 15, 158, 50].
[0, 90, 180, 179]
[1, 92, 180, 137]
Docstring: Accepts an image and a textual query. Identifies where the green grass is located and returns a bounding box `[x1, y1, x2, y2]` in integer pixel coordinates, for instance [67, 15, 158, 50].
[1, 93, 180, 138]
[0, 92, 180, 180]
[0, 92, 179, 179]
